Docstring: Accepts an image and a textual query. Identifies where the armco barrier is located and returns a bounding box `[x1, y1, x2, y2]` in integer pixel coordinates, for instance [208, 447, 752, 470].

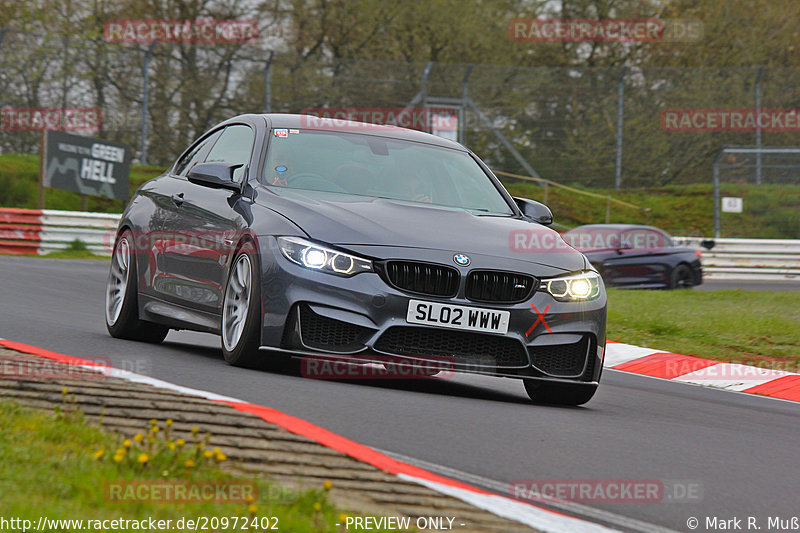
[674, 236, 800, 281]
[0, 208, 120, 256]
[2, 208, 799, 280]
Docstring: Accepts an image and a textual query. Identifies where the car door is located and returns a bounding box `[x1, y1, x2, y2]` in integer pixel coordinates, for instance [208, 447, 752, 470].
[602, 229, 670, 286]
[140, 129, 222, 307]
[172, 124, 257, 315]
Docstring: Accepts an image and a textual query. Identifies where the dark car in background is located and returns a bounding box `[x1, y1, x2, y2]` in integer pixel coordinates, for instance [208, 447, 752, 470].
[562, 224, 702, 289]
[105, 114, 607, 405]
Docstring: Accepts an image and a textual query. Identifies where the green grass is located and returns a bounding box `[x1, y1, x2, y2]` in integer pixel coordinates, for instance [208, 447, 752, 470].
[607, 288, 800, 366]
[0, 398, 390, 532]
[503, 180, 800, 238]
[12, 239, 107, 260]
[2, 153, 799, 238]
[0, 153, 165, 213]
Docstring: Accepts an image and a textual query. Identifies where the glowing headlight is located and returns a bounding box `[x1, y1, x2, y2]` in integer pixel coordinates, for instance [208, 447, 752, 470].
[540, 271, 602, 302]
[278, 237, 372, 277]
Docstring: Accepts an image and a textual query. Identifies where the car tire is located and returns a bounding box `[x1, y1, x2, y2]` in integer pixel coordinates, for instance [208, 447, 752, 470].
[523, 380, 597, 406]
[669, 264, 693, 289]
[105, 230, 169, 343]
[221, 242, 267, 368]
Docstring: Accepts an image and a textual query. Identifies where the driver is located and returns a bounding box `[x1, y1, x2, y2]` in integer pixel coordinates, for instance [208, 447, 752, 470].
[266, 144, 302, 187]
[405, 162, 435, 203]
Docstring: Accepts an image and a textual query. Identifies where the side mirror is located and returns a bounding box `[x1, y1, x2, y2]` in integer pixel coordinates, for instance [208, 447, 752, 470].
[514, 197, 553, 225]
[187, 162, 243, 192]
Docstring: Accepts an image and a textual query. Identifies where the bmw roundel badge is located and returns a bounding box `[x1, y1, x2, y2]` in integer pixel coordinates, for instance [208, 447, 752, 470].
[453, 254, 471, 266]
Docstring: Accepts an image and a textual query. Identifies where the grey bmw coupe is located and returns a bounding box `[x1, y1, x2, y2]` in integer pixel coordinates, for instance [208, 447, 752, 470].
[105, 114, 606, 405]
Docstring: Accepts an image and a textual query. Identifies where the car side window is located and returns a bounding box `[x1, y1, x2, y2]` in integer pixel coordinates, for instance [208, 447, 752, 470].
[204, 125, 254, 183]
[174, 130, 222, 177]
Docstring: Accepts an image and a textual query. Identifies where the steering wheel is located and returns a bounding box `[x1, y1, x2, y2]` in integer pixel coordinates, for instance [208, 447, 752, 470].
[288, 172, 349, 193]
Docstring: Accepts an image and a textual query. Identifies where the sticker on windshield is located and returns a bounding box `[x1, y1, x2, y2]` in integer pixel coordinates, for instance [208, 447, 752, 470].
[274, 129, 288, 137]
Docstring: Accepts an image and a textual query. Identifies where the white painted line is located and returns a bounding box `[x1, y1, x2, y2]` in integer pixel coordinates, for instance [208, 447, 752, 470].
[79, 364, 244, 403]
[673, 363, 793, 392]
[400, 474, 626, 533]
[604, 342, 664, 367]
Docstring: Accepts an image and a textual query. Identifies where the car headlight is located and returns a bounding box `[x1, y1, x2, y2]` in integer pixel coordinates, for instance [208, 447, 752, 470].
[540, 271, 602, 301]
[277, 237, 373, 277]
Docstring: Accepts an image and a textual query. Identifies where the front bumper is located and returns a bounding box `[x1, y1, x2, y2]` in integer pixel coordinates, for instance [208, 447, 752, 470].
[257, 238, 607, 384]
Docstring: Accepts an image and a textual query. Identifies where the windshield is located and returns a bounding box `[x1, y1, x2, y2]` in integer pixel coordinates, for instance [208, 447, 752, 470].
[263, 129, 514, 215]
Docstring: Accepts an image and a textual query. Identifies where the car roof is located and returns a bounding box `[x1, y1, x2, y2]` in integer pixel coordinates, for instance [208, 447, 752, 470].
[226, 113, 466, 151]
[566, 224, 668, 233]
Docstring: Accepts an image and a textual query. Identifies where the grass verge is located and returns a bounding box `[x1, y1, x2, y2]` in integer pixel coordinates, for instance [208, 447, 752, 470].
[0, 398, 391, 532]
[607, 288, 800, 366]
[3, 153, 800, 238]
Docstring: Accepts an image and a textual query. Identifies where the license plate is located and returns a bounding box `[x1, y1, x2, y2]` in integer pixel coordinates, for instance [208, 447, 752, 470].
[406, 299, 510, 334]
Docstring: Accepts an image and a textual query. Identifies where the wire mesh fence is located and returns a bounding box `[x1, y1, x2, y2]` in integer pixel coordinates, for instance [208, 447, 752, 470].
[2, 29, 800, 192]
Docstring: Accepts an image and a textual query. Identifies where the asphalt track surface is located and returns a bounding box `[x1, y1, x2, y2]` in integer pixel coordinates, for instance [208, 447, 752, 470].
[1, 256, 798, 532]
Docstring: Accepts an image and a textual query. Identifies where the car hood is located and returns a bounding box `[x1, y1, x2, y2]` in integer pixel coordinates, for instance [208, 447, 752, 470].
[256, 187, 586, 272]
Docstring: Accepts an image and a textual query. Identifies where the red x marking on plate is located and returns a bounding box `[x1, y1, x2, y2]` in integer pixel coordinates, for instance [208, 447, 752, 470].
[526, 304, 552, 336]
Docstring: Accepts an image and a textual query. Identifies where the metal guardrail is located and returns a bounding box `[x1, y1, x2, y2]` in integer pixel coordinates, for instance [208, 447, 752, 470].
[674, 236, 800, 281]
[0, 208, 119, 256]
[1, 208, 798, 282]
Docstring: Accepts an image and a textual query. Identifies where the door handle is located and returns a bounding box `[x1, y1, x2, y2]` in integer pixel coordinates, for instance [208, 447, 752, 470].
[171, 193, 185, 207]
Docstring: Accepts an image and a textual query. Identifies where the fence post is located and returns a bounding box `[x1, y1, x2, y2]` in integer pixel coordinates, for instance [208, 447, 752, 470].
[605, 196, 611, 223]
[614, 66, 626, 191]
[264, 51, 275, 114]
[713, 151, 721, 238]
[459, 65, 473, 145]
[754, 66, 764, 185]
[140, 43, 155, 165]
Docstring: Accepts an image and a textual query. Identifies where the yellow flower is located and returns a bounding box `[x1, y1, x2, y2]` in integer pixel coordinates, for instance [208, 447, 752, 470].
[203, 450, 214, 459]
[215, 452, 227, 462]
[166, 419, 173, 426]
[244, 494, 255, 504]
[133, 433, 144, 443]
[168, 442, 176, 451]
[115, 448, 125, 455]
[212, 447, 221, 454]
[122, 439, 131, 448]
[184, 459, 195, 468]
[247, 504, 258, 514]
[323, 480, 333, 491]
[137, 453, 149, 464]
[92, 449, 104, 460]
[151, 425, 160, 433]
[176, 438, 186, 447]
[339, 514, 349, 523]
[313, 502, 322, 511]
[113, 454, 124, 463]
[150, 418, 157, 426]
[191, 426, 199, 434]
[61, 387, 69, 395]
